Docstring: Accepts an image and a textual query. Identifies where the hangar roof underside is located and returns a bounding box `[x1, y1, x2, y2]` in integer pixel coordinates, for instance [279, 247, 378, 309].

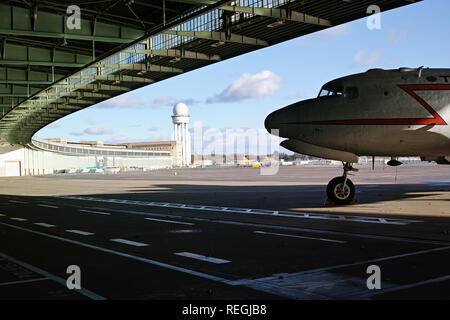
[0, 0, 421, 145]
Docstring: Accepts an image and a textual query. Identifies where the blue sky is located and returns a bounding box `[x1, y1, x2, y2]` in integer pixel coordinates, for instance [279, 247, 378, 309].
[36, 0, 450, 154]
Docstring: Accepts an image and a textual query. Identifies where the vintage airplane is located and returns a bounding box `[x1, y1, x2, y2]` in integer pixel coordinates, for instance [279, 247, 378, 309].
[265, 67, 450, 204]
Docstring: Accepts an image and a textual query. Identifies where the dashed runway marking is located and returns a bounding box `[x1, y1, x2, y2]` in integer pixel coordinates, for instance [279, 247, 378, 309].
[145, 217, 194, 225]
[174, 252, 231, 264]
[37, 204, 59, 209]
[0, 278, 48, 287]
[79, 209, 111, 216]
[56, 195, 423, 225]
[34, 223, 56, 228]
[8, 200, 28, 204]
[110, 238, 148, 247]
[254, 230, 346, 244]
[66, 230, 94, 236]
[10, 217, 27, 222]
[0, 222, 231, 284]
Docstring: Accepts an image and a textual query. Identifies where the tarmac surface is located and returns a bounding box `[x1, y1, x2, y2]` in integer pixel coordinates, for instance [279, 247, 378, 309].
[0, 164, 449, 300]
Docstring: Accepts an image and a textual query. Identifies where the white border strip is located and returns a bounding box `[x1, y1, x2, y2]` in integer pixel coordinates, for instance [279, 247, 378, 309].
[0, 251, 105, 300]
[110, 239, 148, 247]
[175, 252, 231, 264]
[145, 217, 194, 225]
[66, 230, 94, 236]
[34, 223, 56, 228]
[10, 217, 27, 222]
[0, 278, 48, 287]
[254, 230, 346, 244]
[38, 204, 59, 209]
[79, 209, 111, 216]
[55, 196, 423, 225]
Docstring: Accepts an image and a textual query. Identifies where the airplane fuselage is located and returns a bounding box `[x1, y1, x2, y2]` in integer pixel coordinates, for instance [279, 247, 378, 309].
[265, 68, 450, 163]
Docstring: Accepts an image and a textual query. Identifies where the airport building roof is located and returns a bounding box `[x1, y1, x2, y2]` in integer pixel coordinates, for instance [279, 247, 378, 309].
[0, 0, 421, 145]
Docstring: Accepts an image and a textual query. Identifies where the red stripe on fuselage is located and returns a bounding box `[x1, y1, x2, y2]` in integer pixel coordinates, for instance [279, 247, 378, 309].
[305, 84, 449, 126]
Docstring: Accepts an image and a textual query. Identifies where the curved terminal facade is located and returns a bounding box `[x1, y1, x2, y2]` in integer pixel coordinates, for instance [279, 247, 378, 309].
[0, 137, 172, 176]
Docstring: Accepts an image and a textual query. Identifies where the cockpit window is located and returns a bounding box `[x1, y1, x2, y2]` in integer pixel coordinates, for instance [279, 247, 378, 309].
[344, 87, 359, 99]
[318, 85, 343, 97]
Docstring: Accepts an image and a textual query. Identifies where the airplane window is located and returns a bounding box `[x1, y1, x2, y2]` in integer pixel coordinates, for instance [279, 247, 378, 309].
[318, 87, 343, 97]
[344, 87, 359, 99]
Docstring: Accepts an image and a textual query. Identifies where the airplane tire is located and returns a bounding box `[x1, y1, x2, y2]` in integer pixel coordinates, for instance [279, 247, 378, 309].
[326, 177, 355, 205]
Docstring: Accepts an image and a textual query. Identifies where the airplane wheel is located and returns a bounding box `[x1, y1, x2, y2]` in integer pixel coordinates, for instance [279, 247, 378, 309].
[327, 177, 355, 205]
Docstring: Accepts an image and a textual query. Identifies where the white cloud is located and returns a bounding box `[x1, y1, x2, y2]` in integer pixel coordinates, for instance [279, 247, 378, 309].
[95, 94, 144, 109]
[94, 93, 197, 110]
[148, 126, 160, 132]
[104, 134, 170, 144]
[319, 24, 351, 37]
[298, 24, 351, 46]
[353, 50, 381, 68]
[104, 136, 136, 144]
[150, 96, 175, 109]
[206, 70, 282, 103]
[387, 29, 408, 45]
[70, 126, 113, 136]
[150, 96, 199, 109]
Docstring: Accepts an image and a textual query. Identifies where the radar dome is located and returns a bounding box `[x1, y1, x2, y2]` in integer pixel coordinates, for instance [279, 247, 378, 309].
[173, 102, 189, 116]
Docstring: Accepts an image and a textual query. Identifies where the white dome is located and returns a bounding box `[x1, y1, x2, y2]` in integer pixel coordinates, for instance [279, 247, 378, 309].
[173, 102, 189, 116]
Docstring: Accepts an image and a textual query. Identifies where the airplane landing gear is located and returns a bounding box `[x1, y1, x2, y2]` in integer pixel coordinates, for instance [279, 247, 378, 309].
[326, 162, 358, 205]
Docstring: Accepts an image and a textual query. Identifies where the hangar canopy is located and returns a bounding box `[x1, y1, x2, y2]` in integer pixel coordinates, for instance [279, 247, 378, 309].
[0, 0, 421, 145]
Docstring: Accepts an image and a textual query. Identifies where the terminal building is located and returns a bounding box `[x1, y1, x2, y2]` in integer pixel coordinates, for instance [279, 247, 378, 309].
[0, 103, 192, 176]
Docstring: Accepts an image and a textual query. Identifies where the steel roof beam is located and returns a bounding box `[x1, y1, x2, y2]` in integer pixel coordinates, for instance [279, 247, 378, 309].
[221, 5, 332, 27]
[93, 63, 184, 73]
[52, 83, 131, 91]
[0, 60, 86, 68]
[124, 49, 221, 61]
[0, 4, 145, 43]
[0, 80, 53, 85]
[69, 74, 154, 83]
[0, 29, 141, 44]
[163, 30, 269, 46]
[164, 0, 332, 26]
[27, 99, 96, 106]
[39, 92, 111, 99]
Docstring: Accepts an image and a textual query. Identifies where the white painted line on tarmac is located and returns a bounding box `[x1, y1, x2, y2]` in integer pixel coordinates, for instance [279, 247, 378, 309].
[145, 217, 194, 226]
[34, 223, 56, 228]
[110, 238, 148, 247]
[0, 278, 49, 287]
[174, 252, 231, 264]
[372, 274, 450, 297]
[0, 251, 105, 300]
[38, 204, 59, 209]
[8, 200, 28, 204]
[66, 230, 94, 236]
[0, 214, 5, 217]
[55, 195, 423, 225]
[254, 230, 346, 244]
[10, 217, 27, 222]
[68, 206, 447, 246]
[79, 209, 111, 216]
[0, 223, 230, 285]
[269, 246, 450, 280]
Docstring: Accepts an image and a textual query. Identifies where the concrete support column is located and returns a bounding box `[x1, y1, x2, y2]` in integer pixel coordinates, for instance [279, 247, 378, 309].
[182, 123, 187, 166]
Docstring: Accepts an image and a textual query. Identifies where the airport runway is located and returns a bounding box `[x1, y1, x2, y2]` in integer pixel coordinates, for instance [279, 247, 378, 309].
[0, 165, 450, 300]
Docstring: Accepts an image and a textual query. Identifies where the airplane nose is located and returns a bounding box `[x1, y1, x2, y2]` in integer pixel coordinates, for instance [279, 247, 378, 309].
[264, 109, 282, 136]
